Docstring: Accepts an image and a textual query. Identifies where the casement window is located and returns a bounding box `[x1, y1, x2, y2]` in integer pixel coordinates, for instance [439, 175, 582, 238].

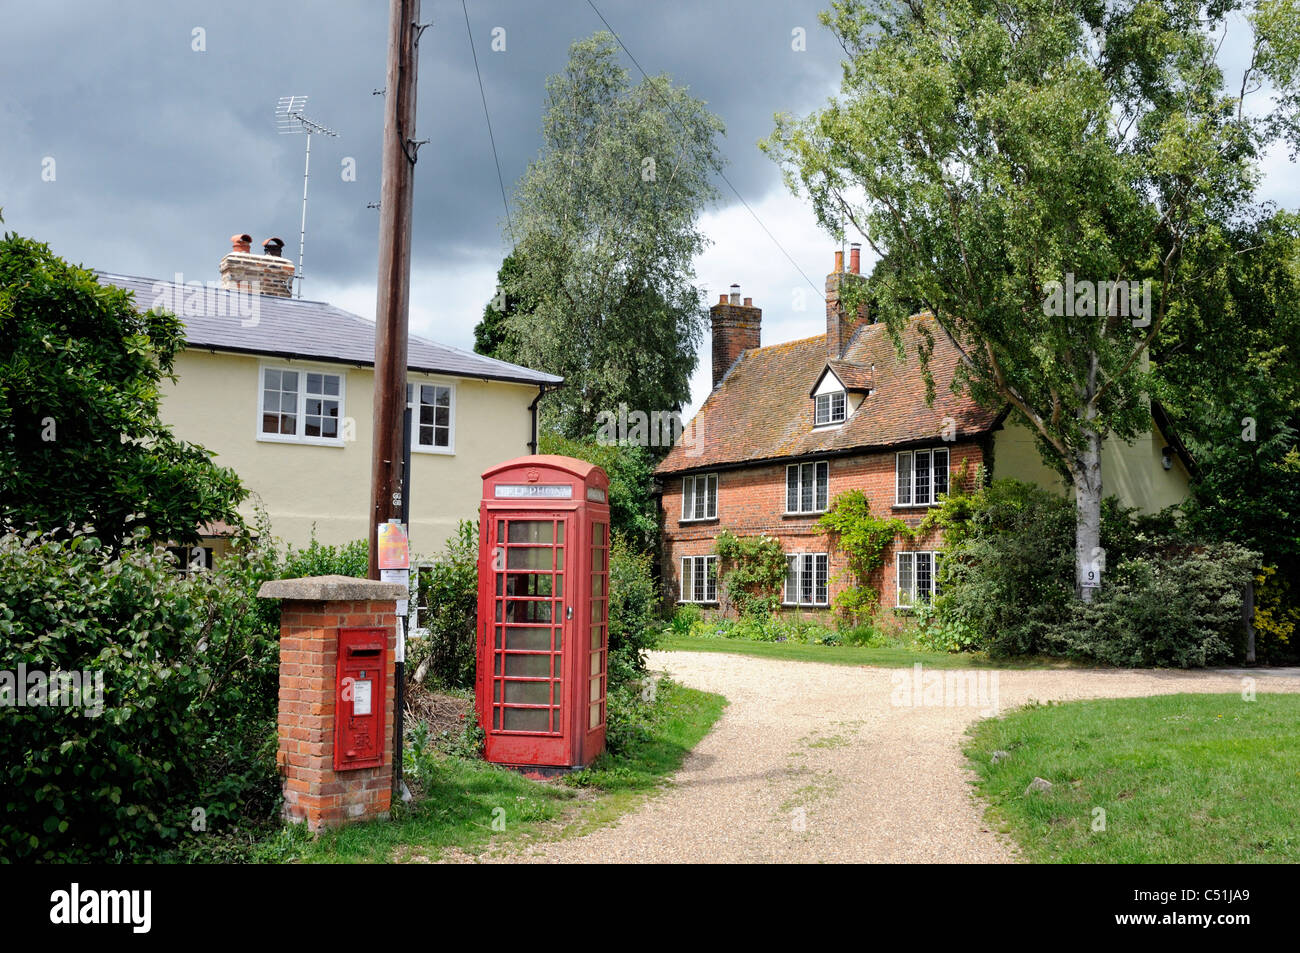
[786, 460, 829, 514]
[681, 473, 719, 522]
[784, 553, 830, 606]
[814, 389, 847, 426]
[680, 555, 718, 604]
[259, 366, 345, 444]
[406, 382, 454, 453]
[896, 551, 941, 607]
[895, 447, 950, 506]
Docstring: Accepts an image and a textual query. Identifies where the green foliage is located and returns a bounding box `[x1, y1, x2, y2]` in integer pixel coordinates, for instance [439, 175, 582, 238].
[279, 534, 369, 580]
[684, 614, 856, 646]
[1153, 211, 1300, 660]
[667, 603, 702, 635]
[539, 432, 658, 551]
[409, 521, 479, 690]
[607, 536, 659, 689]
[603, 681, 662, 755]
[473, 252, 529, 359]
[714, 531, 787, 618]
[816, 489, 911, 623]
[0, 529, 281, 861]
[934, 479, 1259, 665]
[0, 231, 246, 551]
[498, 32, 726, 437]
[1058, 544, 1260, 667]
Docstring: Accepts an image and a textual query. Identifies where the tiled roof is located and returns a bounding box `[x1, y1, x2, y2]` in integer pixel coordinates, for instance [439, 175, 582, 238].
[657, 315, 1001, 474]
[96, 272, 562, 387]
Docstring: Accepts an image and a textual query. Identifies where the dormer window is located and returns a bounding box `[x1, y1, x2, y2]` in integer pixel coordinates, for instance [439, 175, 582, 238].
[814, 390, 847, 426]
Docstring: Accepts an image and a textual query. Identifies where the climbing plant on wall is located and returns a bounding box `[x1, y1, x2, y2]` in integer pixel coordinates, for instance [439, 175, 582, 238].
[817, 490, 911, 623]
[714, 531, 787, 618]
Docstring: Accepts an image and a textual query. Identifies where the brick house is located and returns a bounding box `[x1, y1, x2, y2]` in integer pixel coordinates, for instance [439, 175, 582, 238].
[655, 247, 1193, 616]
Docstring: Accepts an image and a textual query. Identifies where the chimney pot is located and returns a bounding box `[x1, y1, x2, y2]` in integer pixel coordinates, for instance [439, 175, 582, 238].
[719, 293, 728, 305]
[220, 233, 295, 298]
[729, 283, 741, 306]
[834, 249, 844, 273]
[743, 297, 752, 307]
[849, 243, 861, 275]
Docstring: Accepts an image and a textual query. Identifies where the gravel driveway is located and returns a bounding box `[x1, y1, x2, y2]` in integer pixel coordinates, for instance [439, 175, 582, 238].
[482, 651, 1300, 864]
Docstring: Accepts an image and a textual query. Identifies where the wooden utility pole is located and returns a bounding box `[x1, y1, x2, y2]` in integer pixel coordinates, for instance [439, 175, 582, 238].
[369, 0, 422, 578]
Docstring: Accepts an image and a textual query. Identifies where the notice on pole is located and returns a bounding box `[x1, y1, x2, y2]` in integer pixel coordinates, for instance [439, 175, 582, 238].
[380, 567, 410, 616]
[377, 521, 410, 570]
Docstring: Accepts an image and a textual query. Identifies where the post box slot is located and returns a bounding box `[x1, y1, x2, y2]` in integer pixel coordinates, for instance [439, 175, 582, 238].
[348, 647, 382, 657]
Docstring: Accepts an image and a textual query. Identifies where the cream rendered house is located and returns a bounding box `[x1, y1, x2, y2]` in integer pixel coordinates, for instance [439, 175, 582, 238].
[98, 236, 561, 559]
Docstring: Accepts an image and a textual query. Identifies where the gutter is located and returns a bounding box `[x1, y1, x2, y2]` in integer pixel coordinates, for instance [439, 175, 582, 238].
[528, 382, 561, 454]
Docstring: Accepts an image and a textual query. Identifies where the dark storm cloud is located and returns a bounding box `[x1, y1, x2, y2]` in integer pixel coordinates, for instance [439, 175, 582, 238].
[1, 0, 839, 290]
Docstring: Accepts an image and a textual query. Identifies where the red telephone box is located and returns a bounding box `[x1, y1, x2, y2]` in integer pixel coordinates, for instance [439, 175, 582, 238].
[477, 455, 611, 770]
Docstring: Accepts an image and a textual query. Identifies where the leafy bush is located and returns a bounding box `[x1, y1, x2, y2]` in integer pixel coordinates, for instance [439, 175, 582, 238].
[0, 530, 281, 861]
[278, 534, 369, 580]
[933, 479, 1259, 665]
[607, 536, 659, 689]
[667, 603, 702, 635]
[1058, 544, 1259, 667]
[0, 231, 246, 551]
[409, 521, 478, 690]
[603, 681, 662, 754]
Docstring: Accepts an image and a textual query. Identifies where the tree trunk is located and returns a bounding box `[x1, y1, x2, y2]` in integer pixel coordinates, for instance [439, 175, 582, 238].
[1073, 427, 1104, 603]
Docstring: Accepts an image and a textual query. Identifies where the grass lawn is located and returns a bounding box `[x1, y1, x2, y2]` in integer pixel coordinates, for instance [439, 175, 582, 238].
[965, 692, 1300, 863]
[657, 632, 1066, 670]
[273, 679, 726, 863]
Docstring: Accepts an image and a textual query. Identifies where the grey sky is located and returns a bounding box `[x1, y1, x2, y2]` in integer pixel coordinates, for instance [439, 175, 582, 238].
[2, 1, 1295, 414]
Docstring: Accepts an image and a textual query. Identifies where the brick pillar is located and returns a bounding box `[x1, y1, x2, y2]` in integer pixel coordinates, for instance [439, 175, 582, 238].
[257, 575, 407, 831]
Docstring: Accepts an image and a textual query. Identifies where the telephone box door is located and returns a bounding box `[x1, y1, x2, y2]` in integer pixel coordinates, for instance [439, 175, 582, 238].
[483, 512, 572, 765]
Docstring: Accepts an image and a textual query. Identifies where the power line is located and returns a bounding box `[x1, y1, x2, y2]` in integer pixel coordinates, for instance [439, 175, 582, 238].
[462, 0, 515, 245]
[584, 0, 825, 298]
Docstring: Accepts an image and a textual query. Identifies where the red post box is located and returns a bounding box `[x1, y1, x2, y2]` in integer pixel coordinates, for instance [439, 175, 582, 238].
[334, 627, 388, 771]
[477, 455, 611, 770]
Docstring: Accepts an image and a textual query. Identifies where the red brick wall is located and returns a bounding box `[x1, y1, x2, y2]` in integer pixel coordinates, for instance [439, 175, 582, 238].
[278, 598, 396, 830]
[661, 441, 984, 616]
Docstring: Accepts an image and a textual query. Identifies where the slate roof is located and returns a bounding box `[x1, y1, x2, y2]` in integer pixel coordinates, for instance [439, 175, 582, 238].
[657, 314, 1001, 475]
[96, 272, 562, 387]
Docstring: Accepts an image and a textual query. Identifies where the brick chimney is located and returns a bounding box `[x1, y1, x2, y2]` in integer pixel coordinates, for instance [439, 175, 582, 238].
[219, 233, 297, 298]
[825, 243, 869, 359]
[710, 283, 761, 388]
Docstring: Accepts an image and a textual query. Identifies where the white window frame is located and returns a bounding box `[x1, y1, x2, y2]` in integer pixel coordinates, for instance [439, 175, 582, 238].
[406, 380, 456, 455]
[896, 551, 941, 607]
[785, 460, 830, 514]
[679, 555, 719, 604]
[680, 473, 719, 522]
[814, 390, 847, 427]
[257, 363, 346, 446]
[783, 553, 829, 607]
[895, 447, 950, 507]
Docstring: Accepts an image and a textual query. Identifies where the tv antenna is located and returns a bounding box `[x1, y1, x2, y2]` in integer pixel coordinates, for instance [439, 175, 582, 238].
[276, 95, 338, 299]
